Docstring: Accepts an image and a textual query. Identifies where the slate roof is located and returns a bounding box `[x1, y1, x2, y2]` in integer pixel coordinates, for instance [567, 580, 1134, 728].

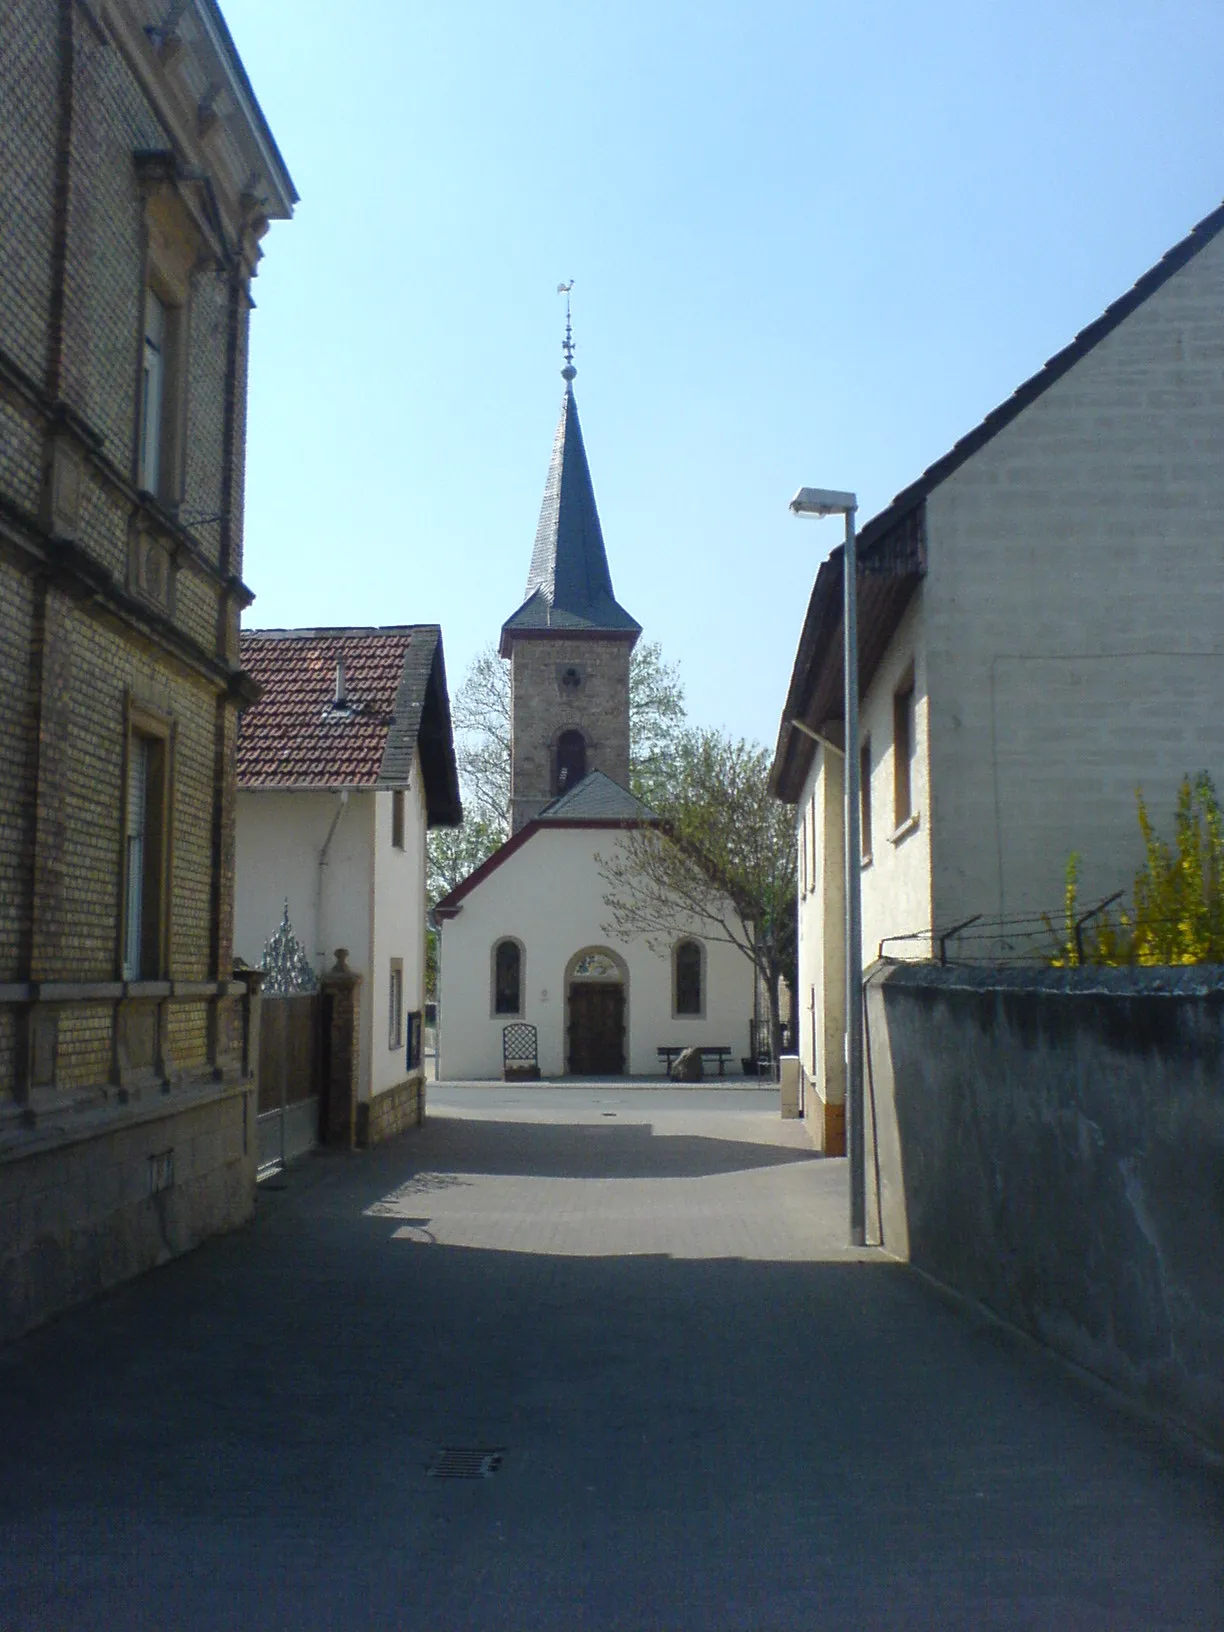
[769, 199, 1224, 805]
[501, 380, 640, 652]
[238, 626, 461, 825]
[537, 770, 656, 823]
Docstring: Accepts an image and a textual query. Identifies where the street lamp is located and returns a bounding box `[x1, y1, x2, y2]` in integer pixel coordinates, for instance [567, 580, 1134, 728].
[789, 485, 865, 1247]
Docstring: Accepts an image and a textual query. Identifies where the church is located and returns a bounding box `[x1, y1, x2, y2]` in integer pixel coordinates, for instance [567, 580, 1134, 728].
[433, 335, 755, 1079]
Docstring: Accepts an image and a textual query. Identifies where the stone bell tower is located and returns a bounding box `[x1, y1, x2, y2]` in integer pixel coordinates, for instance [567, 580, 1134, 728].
[501, 312, 640, 832]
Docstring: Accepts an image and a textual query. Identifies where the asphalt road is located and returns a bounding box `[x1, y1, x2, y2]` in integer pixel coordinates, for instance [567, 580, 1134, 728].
[0, 1085, 1220, 1629]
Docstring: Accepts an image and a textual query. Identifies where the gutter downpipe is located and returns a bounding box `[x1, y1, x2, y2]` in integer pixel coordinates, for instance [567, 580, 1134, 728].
[316, 789, 350, 967]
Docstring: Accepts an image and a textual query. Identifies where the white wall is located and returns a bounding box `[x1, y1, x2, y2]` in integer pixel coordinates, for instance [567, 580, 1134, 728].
[234, 787, 374, 1094]
[368, 758, 429, 1099]
[437, 826, 754, 1080]
[924, 228, 1224, 935]
[796, 744, 845, 1125]
[857, 594, 933, 964]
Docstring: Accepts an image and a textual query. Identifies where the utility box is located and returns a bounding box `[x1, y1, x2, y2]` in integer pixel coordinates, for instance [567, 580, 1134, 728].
[779, 1054, 801, 1118]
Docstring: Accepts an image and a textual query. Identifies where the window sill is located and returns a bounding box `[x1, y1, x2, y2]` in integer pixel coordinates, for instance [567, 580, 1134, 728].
[888, 813, 921, 846]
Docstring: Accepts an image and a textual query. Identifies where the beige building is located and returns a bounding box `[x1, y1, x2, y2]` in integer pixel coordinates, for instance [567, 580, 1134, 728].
[771, 203, 1224, 1153]
[235, 626, 460, 1148]
[0, 0, 293, 1339]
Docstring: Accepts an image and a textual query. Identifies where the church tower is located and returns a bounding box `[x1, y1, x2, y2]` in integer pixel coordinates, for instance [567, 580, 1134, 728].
[501, 317, 640, 833]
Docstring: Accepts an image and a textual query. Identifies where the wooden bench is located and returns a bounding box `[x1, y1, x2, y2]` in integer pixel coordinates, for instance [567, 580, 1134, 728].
[657, 1045, 732, 1078]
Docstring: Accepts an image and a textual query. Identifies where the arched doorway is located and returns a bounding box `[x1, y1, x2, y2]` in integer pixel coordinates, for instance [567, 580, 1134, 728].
[565, 946, 627, 1075]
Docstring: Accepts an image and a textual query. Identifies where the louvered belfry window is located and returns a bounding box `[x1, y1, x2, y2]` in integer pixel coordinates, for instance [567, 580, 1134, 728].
[554, 730, 586, 794]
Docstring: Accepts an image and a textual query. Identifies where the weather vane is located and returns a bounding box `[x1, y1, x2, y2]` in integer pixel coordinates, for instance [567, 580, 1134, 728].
[557, 279, 575, 376]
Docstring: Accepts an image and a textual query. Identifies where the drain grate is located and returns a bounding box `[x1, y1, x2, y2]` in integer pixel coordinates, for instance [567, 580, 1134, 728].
[427, 1448, 504, 1480]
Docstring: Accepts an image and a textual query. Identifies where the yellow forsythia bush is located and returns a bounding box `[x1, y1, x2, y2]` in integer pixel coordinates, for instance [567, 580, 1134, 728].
[1050, 773, 1224, 966]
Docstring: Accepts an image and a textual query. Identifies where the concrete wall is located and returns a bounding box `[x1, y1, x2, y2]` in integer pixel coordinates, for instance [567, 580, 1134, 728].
[863, 961, 1224, 1450]
[924, 227, 1224, 934]
[438, 826, 753, 1079]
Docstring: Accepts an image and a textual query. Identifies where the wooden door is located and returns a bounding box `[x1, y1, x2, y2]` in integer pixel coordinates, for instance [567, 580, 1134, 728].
[567, 982, 625, 1075]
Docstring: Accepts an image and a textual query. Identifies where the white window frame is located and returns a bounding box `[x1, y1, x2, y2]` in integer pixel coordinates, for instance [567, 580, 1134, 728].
[138, 289, 166, 496]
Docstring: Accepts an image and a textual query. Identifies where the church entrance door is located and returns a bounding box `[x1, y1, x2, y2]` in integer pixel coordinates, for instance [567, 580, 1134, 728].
[567, 982, 625, 1075]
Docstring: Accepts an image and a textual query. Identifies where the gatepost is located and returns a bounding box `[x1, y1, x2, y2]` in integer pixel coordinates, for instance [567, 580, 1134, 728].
[321, 949, 362, 1148]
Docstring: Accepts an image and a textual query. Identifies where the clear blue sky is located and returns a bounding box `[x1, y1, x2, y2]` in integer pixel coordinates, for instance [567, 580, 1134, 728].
[225, 0, 1223, 748]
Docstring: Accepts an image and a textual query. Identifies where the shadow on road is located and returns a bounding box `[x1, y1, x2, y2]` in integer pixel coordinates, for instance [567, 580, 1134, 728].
[0, 1113, 1219, 1630]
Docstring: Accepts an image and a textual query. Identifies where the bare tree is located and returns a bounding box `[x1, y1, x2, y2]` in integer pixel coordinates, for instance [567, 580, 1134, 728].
[597, 730, 796, 1064]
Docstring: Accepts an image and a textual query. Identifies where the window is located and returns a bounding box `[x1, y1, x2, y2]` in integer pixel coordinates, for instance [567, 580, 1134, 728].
[893, 669, 915, 829]
[800, 810, 808, 896]
[494, 939, 522, 1015]
[122, 716, 170, 981]
[389, 959, 404, 1049]
[554, 730, 586, 794]
[391, 789, 405, 849]
[674, 940, 702, 1016]
[860, 738, 872, 861]
[405, 1009, 423, 1070]
[138, 290, 166, 495]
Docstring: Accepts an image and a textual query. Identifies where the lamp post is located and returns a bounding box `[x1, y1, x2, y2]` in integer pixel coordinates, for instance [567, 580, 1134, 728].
[789, 486, 865, 1246]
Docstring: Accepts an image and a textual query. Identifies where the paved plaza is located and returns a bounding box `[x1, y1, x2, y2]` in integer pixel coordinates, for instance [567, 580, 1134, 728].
[0, 1085, 1220, 1629]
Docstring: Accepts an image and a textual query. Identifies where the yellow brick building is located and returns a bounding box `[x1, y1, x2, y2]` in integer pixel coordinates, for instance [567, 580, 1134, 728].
[0, 0, 294, 1339]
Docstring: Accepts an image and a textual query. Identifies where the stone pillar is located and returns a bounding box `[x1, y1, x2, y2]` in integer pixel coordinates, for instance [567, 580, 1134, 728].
[231, 964, 264, 1084]
[320, 949, 361, 1149]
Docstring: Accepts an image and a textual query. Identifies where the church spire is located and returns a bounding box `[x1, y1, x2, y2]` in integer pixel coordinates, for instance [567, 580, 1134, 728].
[500, 294, 640, 654]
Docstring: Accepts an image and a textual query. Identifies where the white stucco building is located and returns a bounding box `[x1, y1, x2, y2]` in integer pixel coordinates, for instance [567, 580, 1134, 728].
[436, 338, 756, 1080]
[435, 773, 753, 1079]
[235, 625, 460, 1137]
[770, 202, 1224, 1153]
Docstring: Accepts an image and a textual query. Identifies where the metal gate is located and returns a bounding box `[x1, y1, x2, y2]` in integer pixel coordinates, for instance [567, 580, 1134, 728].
[256, 903, 323, 1175]
[257, 992, 323, 1173]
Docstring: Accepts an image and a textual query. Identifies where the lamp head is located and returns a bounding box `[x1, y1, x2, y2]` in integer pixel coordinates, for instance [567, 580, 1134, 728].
[790, 486, 857, 518]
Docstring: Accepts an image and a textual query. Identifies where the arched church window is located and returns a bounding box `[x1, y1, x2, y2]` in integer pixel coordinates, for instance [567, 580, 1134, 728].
[494, 939, 523, 1015]
[674, 940, 702, 1016]
[554, 730, 587, 794]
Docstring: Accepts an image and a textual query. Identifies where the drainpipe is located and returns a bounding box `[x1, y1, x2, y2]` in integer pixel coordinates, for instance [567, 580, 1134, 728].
[316, 789, 349, 967]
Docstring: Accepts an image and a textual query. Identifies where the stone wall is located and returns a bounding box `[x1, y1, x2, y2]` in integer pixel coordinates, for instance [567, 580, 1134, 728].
[509, 635, 632, 831]
[0, 1081, 255, 1345]
[863, 961, 1224, 1449]
[357, 1074, 426, 1148]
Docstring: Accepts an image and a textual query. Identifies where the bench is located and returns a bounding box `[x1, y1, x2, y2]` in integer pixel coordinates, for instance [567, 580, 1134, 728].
[657, 1045, 732, 1078]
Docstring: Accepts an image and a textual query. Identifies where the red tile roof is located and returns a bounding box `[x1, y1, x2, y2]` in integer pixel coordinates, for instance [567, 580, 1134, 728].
[238, 628, 415, 788]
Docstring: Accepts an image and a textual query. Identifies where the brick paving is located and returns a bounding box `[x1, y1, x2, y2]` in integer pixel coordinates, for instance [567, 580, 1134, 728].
[0, 1085, 1220, 1630]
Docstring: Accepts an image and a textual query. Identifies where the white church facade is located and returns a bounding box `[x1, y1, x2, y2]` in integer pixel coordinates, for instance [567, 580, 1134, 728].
[435, 337, 755, 1080]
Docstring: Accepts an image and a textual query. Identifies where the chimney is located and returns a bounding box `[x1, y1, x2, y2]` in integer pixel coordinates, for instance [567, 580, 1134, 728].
[335, 656, 347, 706]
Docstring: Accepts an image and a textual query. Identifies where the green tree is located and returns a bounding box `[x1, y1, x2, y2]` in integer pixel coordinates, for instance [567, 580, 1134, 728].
[596, 729, 796, 1064]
